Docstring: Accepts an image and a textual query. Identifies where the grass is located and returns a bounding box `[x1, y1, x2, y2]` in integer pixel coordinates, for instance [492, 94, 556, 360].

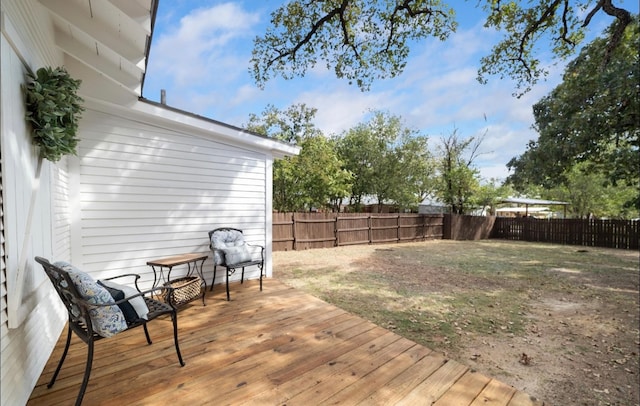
[274, 240, 638, 353]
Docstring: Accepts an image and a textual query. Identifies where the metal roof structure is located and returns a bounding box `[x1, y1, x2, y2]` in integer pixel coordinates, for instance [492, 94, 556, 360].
[501, 197, 569, 206]
[500, 197, 569, 217]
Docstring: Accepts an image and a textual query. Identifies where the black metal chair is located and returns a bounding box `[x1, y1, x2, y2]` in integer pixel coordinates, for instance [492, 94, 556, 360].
[208, 227, 265, 300]
[35, 256, 185, 406]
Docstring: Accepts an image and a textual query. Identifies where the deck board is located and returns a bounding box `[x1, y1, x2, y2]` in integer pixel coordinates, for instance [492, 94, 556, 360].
[27, 279, 544, 405]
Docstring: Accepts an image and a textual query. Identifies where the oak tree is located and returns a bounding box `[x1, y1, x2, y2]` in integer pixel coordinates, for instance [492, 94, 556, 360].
[251, 0, 633, 94]
[507, 18, 639, 209]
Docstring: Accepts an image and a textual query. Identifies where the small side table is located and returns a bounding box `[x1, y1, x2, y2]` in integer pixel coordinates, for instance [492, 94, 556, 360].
[147, 253, 208, 306]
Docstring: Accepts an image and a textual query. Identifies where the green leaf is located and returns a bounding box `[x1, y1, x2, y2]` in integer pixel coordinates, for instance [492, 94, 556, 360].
[23, 66, 84, 162]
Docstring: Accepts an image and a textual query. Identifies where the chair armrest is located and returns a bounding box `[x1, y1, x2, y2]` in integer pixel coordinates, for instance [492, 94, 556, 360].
[102, 273, 143, 291]
[86, 286, 175, 308]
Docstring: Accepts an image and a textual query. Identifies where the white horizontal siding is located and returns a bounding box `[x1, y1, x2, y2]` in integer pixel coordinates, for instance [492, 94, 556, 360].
[75, 110, 269, 288]
[1, 3, 67, 405]
[0, 288, 65, 406]
[51, 161, 71, 260]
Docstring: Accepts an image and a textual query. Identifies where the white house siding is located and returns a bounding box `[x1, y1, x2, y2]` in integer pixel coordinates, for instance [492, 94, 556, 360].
[73, 108, 271, 289]
[1, 0, 293, 403]
[1, 2, 68, 405]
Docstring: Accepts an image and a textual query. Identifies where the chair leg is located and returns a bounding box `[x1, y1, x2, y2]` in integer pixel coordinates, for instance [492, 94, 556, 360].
[143, 323, 152, 345]
[210, 265, 217, 292]
[48, 324, 72, 389]
[241, 267, 245, 284]
[225, 267, 231, 301]
[75, 338, 94, 406]
[171, 311, 185, 366]
[259, 262, 264, 291]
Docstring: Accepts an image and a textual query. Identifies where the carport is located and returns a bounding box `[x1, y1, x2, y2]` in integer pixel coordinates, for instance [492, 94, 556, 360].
[500, 197, 569, 218]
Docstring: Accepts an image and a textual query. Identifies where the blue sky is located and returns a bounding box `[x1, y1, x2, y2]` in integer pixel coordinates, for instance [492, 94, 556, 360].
[143, 1, 635, 182]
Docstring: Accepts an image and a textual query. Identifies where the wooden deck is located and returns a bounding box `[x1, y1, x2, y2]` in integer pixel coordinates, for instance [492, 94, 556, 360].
[28, 280, 544, 405]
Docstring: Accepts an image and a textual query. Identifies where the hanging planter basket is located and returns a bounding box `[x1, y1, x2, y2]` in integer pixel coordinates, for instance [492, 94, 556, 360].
[23, 67, 84, 162]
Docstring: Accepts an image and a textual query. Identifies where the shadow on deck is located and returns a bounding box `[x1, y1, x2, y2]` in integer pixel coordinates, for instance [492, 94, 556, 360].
[28, 279, 544, 405]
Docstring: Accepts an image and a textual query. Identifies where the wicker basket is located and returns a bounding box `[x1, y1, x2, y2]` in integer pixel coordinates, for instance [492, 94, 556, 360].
[164, 276, 202, 306]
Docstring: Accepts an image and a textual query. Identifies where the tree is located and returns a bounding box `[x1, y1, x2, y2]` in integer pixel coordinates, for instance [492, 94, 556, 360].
[296, 135, 353, 211]
[545, 162, 638, 219]
[334, 118, 381, 210]
[251, 0, 633, 94]
[433, 130, 483, 214]
[246, 103, 321, 143]
[246, 104, 352, 211]
[507, 18, 639, 207]
[393, 135, 435, 210]
[336, 111, 433, 211]
[473, 179, 514, 215]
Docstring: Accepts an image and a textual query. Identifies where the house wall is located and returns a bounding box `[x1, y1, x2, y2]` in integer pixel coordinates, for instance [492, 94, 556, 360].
[1, 2, 282, 404]
[1, 2, 69, 405]
[71, 107, 273, 289]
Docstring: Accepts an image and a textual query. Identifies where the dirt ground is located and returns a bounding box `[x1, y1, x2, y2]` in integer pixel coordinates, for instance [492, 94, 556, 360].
[273, 240, 640, 406]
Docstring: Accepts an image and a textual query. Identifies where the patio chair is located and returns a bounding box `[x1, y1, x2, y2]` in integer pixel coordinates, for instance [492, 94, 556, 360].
[35, 256, 185, 406]
[208, 227, 265, 300]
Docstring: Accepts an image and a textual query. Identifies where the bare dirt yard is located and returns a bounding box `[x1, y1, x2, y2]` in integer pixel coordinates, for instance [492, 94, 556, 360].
[273, 240, 639, 406]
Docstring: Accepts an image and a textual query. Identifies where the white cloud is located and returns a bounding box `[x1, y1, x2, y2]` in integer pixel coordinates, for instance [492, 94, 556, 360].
[294, 87, 389, 136]
[149, 3, 260, 88]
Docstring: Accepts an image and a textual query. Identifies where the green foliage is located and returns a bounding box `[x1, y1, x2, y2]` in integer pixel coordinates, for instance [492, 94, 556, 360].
[246, 104, 352, 211]
[23, 66, 84, 162]
[478, 0, 586, 96]
[334, 120, 381, 209]
[433, 130, 482, 214]
[507, 17, 639, 211]
[297, 136, 353, 211]
[336, 111, 434, 211]
[472, 180, 514, 215]
[246, 103, 320, 143]
[251, 0, 633, 93]
[252, 0, 456, 90]
[393, 135, 435, 209]
[545, 163, 638, 219]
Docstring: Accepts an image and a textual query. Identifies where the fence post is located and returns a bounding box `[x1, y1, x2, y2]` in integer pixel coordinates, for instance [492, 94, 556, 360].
[368, 214, 372, 244]
[334, 213, 338, 247]
[292, 212, 298, 251]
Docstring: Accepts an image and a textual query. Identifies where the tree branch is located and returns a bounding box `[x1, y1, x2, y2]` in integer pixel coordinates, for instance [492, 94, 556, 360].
[265, 0, 350, 70]
[582, 0, 604, 26]
[516, 0, 563, 80]
[337, 2, 361, 61]
[386, 0, 448, 53]
[558, 0, 575, 47]
[599, 0, 632, 64]
[583, 0, 632, 65]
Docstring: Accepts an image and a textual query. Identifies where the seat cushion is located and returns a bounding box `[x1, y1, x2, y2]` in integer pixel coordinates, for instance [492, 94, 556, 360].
[222, 244, 252, 265]
[99, 280, 149, 323]
[54, 261, 127, 337]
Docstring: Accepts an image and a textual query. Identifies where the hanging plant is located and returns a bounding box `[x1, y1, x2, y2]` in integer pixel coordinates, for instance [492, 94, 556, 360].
[24, 66, 84, 162]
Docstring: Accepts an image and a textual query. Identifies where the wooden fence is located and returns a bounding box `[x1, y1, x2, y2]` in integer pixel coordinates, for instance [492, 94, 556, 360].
[273, 213, 638, 251]
[273, 213, 444, 251]
[491, 217, 639, 250]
